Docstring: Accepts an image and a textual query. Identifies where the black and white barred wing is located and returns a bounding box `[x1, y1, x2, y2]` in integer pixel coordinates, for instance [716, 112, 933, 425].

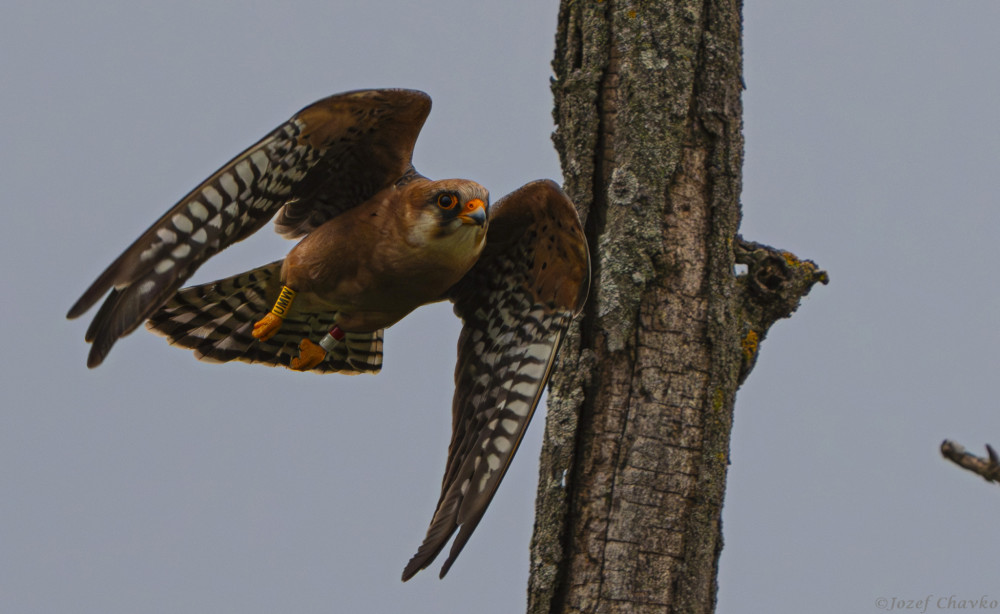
[67, 89, 430, 367]
[402, 180, 590, 580]
[145, 261, 383, 374]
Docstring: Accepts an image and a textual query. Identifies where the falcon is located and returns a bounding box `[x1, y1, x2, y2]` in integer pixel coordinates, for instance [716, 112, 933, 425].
[66, 89, 590, 580]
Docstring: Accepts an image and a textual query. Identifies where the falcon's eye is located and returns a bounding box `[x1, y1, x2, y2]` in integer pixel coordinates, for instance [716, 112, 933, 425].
[437, 193, 457, 210]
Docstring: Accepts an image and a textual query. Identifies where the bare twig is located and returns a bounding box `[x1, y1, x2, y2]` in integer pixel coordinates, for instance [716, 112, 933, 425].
[941, 440, 1000, 484]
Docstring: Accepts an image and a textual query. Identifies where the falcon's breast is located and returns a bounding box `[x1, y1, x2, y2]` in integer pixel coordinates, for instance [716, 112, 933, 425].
[280, 177, 490, 332]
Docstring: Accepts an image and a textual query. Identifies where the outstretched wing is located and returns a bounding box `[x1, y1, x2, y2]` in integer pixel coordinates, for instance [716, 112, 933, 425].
[67, 89, 431, 367]
[402, 180, 590, 580]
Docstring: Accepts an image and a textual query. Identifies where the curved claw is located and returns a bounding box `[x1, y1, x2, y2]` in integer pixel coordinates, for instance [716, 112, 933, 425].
[290, 338, 326, 371]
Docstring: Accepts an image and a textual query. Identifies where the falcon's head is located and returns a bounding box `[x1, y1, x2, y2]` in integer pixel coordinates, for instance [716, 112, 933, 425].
[404, 178, 489, 254]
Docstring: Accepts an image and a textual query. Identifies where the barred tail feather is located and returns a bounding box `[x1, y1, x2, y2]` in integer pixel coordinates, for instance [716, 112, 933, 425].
[145, 261, 383, 374]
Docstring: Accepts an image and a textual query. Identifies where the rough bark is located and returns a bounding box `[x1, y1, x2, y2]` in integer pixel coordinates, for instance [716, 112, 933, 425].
[528, 1, 825, 612]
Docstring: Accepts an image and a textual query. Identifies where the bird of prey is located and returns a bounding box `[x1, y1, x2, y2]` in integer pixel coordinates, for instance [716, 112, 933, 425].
[66, 88, 590, 580]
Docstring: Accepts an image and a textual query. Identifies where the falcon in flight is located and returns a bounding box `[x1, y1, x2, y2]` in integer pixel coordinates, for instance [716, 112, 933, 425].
[66, 89, 590, 580]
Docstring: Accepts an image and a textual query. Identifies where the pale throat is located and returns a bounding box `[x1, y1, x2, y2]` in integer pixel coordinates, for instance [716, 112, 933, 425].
[405, 211, 486, 259]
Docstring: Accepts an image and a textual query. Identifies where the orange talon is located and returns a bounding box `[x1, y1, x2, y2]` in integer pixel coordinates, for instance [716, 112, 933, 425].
[290, 338, 326, 371]
[252, 312, 284, 341]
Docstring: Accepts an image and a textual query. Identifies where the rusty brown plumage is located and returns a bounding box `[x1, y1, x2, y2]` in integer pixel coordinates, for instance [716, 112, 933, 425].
[67, 89, 590, 580]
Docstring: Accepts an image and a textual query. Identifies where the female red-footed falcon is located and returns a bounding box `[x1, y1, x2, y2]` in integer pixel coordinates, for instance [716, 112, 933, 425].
[67, 89, 590, 580]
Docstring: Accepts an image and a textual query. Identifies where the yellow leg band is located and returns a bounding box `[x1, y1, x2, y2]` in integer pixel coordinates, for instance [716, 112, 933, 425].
[270, 285, 297, 318]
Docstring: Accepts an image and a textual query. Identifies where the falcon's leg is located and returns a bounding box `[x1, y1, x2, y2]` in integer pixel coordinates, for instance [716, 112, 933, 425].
[252, 285, 297, 341]
[288, 325, 346, 371]
[290, 339, 326, 371]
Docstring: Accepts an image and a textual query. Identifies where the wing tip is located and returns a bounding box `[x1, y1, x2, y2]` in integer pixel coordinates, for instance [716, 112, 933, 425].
[437, 520, 480, 580]
[400, 550, 457, 581]
[67, 274, 116, 321]
[438, 553, 458, 580]
[400, 543, 457, 582]
[400, 560, 421, 583]
[401, 532, 448, 581]
[85, 337, 112, 369]
[401, 547, 438, 582]
[66, 297, 90, 321]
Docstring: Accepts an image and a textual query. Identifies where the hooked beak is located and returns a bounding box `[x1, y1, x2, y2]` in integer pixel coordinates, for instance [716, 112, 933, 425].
[458, 198, 487, 226]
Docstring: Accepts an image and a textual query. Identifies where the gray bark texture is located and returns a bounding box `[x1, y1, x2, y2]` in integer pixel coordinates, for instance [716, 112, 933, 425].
[528, 1, 826, 612]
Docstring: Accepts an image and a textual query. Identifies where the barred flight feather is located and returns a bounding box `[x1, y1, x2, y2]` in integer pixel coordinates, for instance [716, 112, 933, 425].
[402, 179, 588, 581]
[68, 89, 429, 368]
[146, 262, 382, 374]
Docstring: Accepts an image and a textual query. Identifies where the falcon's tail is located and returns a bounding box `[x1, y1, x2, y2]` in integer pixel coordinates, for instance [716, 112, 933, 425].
[145, 260, 383, 374]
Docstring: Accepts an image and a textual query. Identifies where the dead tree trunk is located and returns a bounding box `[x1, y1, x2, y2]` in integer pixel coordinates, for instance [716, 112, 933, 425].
[528, 1, 826, 612]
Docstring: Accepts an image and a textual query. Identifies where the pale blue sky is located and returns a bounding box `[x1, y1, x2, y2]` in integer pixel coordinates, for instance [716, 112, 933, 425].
[2, 2, 998, 613]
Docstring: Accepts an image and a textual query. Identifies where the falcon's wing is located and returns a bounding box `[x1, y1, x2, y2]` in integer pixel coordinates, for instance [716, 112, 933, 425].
[67, 89, 431, 367]
[403, 180, 590, 580]
[145, 261, 383, 374]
